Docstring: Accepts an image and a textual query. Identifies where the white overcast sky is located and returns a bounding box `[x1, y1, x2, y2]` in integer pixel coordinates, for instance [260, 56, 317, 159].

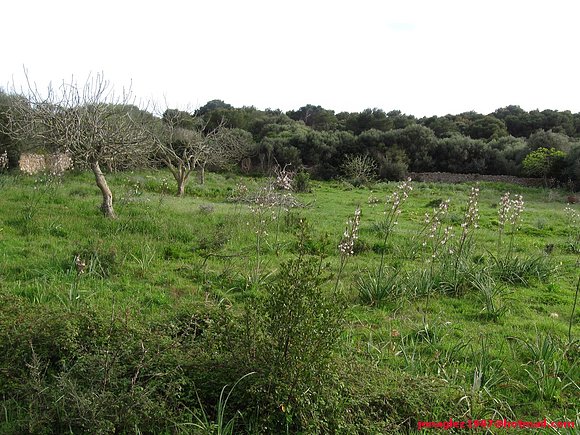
[2, 0, 579, 117]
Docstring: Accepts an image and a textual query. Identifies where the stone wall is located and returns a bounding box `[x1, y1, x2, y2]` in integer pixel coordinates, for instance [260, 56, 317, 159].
[19, 153, 73, 175]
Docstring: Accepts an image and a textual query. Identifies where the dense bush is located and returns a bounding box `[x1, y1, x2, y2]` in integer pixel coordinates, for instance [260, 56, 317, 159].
[0, 295, 190, 433]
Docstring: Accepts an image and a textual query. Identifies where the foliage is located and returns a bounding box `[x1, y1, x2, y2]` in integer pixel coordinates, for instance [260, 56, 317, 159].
[0, 169, 579, 433]
[522, 147, 567, 180]
[528, 129, 573, 152]
[5, 87, 580, 188]
[243, 255, 346, 432]
[292, 169, 312, 193]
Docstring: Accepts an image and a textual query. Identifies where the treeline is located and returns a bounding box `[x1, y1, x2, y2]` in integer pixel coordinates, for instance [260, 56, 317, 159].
[193, 101, 580, 187]
[2, 90, 580, 188]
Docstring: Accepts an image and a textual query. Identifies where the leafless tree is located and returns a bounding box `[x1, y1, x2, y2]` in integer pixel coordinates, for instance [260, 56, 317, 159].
[145, 108, 252, 196]
[341, 154, 378, 185]
[200, 126, 254, 184]
[3, 72, 153, 218]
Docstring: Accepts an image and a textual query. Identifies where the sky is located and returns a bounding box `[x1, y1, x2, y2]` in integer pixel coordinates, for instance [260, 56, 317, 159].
[2, 0, 580, 117]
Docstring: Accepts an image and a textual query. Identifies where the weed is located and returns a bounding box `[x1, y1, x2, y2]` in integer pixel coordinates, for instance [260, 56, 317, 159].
[490, 252, 553, 285]
[569, 275, 580, 344]
[244, 255, 345, 432]
[292, 170, 311, 193]
[336, 206, 361, 291]
[510, 332, 578, 401]
[180, 372, 255, 435]
[458, 335, 508, 419]
[374, 178, 412, 299]
[564, 206, 580, 255]
[358, 267, 402, 306]
[130, 244, 156, 277]
[75, 241, 119, 278]
[470, 271, 509, 321]
[198, 203, 215, 214]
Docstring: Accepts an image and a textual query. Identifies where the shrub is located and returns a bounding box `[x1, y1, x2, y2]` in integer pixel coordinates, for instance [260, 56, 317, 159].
[244, 256, 346, 432]
[0, 295, 187, 433]
[341, 154, 378, 186]
[293, 169, 312, 193]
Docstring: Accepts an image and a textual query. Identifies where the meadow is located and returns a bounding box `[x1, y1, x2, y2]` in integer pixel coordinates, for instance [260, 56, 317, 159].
[0, 169, 578, 434]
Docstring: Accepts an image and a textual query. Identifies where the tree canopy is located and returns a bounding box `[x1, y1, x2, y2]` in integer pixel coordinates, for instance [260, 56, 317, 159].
[3, 86, 580, 190]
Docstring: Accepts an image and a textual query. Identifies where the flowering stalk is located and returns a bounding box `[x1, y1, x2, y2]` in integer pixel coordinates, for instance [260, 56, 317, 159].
[421, 199, 452, 321]
[376, 178, 412, 285]
[70, 254, 86, 303]
[273, 166, 293, 254]
[453, 186, 480, 281]
[422, 199, 451, 270]
[497, 192, 510, 249]
[335, 207, 361, 292]
[564, 206, 580, 256]
[497, 192, 524, 257]
[508, 194, 524, 256]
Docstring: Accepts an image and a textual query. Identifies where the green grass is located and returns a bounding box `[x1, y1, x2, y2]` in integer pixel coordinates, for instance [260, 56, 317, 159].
[0, 169, 578, 433]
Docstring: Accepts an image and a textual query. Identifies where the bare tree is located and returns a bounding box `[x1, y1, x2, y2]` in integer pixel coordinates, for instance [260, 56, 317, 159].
[4, 72, 153, 218]
[341, 154, 378, 185]
[200, 126, 253, 185]
[145, 108, 251, 196]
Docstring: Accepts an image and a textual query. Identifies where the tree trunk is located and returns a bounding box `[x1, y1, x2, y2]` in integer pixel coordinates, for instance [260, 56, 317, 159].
[199, 165, 206, 185]
[91, 160, 116, 218]
[173, 169, 188, 197]
[176, 178, 186, 196]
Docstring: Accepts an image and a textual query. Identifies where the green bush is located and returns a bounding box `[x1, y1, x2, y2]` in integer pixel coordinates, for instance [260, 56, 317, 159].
[293, 170, 312, 193]
[0, 295, 188, 434]
[243, 256, 346, 432]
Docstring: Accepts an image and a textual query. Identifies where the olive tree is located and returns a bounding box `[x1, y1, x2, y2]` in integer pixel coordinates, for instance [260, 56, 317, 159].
[4, 73, 153, 218]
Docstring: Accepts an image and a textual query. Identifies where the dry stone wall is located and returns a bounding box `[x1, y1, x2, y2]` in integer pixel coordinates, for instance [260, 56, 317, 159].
[19, 153, 73, 175]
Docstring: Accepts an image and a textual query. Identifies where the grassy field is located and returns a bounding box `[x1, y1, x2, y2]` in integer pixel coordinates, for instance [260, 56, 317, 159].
[0, 169, 578, 434]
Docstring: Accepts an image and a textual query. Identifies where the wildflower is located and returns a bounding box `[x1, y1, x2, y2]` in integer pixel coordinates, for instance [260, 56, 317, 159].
[74, 255, 86, 275]
[387, 178, 413, 221]
[499, 192, 524, 230]
[425, 199, 450, 242]
[498, 192, 511, 229]
[463, 186, 480, 231]
[565, 206, 579, 224]
[338, 207, 361, 257]
[367, 194, 380, 205]
[422, 199, 453, 261]
[509, 194, 524, 226]
[440, 226, 453, 246]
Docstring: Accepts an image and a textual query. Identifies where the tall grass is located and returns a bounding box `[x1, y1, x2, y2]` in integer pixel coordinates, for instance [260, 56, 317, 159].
[0, 170, 578, 433]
